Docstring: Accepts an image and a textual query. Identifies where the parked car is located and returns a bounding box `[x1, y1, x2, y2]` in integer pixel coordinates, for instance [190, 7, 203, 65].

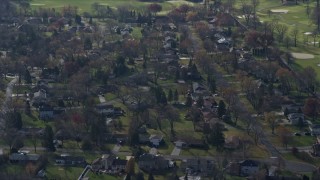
[304, 132, 311, 136]
[294, 132, 301, 136]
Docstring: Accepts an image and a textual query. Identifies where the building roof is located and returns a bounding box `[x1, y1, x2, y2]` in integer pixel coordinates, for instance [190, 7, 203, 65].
[9, 153, 40, 161]
[149, 134, 163, 141]
[112, 159, 127, 166]
[239, 160, 259, 167]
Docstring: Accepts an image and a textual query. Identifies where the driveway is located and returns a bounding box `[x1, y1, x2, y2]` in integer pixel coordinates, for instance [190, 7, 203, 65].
[171, 147, 181, 156]
[149, 148, 158, 155]
[112, 145, 121, 154]
[98, 95, 106, 103]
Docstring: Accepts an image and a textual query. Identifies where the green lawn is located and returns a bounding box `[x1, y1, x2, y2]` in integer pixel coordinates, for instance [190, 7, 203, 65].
[31, 0, 194, 14]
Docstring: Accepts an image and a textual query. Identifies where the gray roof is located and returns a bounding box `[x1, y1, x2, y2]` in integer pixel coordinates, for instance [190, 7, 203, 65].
[9, 153, 40, 161]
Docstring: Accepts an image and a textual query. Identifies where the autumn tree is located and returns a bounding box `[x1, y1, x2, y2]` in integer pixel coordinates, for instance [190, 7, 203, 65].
[125, 157, 135, 176]
[208, 123, 225, 151]
[278, 125, 292, 149]
[264, 112, 278, 134]
[148, 3, 162, 16]
[304, 98, 319, 121]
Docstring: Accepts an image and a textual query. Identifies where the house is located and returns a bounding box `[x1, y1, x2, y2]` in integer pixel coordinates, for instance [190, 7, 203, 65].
[91, 154, 127, 173]
[39, 106, 54, 120]
[312, 143, 320, 156]
[174, 137, 207, 149]
[55, 154, 86, 167]
[310, 124, 320, 136]
[138, 153, 169, 172]
[95, 103, 114, 115]
[32, 89, 47, 106]
[9, 153, 41, 164]
[149, 134, 164, 147]
[224, 136, 240, 149]
[287, 113, 305, 125]
[282, 104, 302, 116]
[239, 160, 259, 176]
[192, 82, 206, 94]
[180, 158, 215, 176]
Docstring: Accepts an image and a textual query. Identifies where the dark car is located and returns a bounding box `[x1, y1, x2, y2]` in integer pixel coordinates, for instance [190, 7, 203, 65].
[294, 132, 301, 136]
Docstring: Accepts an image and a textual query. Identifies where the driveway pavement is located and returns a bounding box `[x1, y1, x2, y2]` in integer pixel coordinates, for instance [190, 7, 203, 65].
[149, 148, 158, 155]
[98, 95, 106, 103]
[112, 145, 121, 154]
[171, 147, 181, 156]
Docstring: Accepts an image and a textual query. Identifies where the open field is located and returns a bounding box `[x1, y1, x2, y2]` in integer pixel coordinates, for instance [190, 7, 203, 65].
[231, 0, 320, 79]
[31, 0, 194, 13]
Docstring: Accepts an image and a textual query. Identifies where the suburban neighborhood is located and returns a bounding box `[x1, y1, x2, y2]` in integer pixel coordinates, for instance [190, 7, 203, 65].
[0, 0, 320, 179]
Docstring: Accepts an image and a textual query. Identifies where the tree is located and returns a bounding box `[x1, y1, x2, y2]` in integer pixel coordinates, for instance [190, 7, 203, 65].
[218, 100, 226, 118]
[42, 125, 55, 152]
[185, 94, 193, 107]
[196, 95, 204, 108]
[264, 112, 278, 134]
[174, 89, 179, 102]
[31, 132, 38, 153]
[148, 3, 162, 16]
[25, 101, 31, 115]
[75, 14, 82, 24]
[208, 123, 225, 151]
[136, 172, 144, 180]
[278, 125, 292, 149]
[291, 27, 299, 47]
[5, 111, 22, 130]
[148, 173, 155, 180]
[24, 69, 32, 84]
[81, 137, 92, 151]
[303, 98, 319, 121]
[275, 24, 288, 43]
[168, 89, 173, 102]
[125, 157, 135, 176]
[4, 129, 19, 153]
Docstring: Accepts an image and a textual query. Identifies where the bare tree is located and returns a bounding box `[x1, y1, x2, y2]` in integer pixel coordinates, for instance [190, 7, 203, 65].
[291, 27, 299, 47]
[264, 112, 278, 134]
[275, 24, 288, 42]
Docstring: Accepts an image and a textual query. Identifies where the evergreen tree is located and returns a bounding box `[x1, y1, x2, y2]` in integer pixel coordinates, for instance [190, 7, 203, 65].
[208, 123, 225, 151]
[209, 77, 216, 93]
[185, 95, 193, 107]
[25, 101, 31, 115]
[148, 173, 155, 180]
[125, 157, 135, 176]
[174, 89, 179, 102]
[217, 100, 226, 118]
[24, 69, 32, 84]
[43, 125, 55, 152]
[196, 95, 204, 108]
[168, 89, 173, 102]
[136, 172, 145, 180]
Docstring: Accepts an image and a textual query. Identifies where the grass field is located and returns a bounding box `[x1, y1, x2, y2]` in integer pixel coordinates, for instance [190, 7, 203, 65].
[30, 0, 194, 13]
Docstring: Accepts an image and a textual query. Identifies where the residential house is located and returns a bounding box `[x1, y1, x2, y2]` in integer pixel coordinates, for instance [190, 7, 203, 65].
[149, 134, 164, 147]
[9, 153, 41, 164]
[32, 89, 47, 106]
[174, 137, 207, 149]
[138, 153, 169, 172]
[180, 158, 215, 177]
[39, 106, 54, 120]
[224, 136, 240, 149]
[312, 143, 320, 158]
[91, 154, 127, 173]
[239, 160, 259, 176]
[282, 104, 302, 116]
[95, 103, 114, 115]
[18, 127, 44, 137]
[55, 154, 86, 167]
[287, 113, 305, 125]
[310, 124, 320, 136]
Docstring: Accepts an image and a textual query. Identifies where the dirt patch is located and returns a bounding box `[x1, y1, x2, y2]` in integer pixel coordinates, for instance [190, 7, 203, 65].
[291, 52, 314, 59]
[270, 9, 289, 13]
